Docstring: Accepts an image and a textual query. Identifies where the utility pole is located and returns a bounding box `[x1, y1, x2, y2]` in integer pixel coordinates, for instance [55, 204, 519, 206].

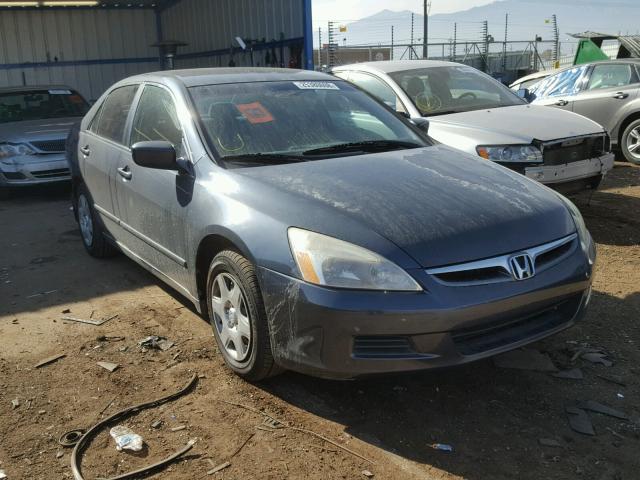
[410, 13, 415, 60]
[318, 27, 322, 68]
[423, 0, 430, 59]
[391, 25, 394, 60]
[502, 13, 508, 72]
[552, 14, 559, 67]
[453, 22, 457, 61]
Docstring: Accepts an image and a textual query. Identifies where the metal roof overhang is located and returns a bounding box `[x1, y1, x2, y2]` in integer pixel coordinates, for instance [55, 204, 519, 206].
[0, 0, 181, 11]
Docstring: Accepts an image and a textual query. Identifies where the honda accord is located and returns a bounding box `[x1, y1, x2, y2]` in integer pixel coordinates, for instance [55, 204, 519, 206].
[72, 68, 595, 380]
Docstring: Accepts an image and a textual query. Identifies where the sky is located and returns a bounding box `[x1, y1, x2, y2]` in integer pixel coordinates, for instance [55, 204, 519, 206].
[312, 0, 496, 24]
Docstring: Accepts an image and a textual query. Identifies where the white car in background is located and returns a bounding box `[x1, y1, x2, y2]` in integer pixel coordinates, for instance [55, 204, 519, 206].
[333, 60, 615, 193]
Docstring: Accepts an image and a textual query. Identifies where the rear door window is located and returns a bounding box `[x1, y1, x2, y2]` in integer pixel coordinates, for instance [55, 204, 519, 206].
[94, 85, 138, 144]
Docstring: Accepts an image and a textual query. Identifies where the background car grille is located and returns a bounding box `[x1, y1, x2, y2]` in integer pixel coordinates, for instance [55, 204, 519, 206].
[452, 293, 582, 356]
[541, 134, 608, 166]
[30, 139, 66, 153]
[32, 168, 70, 178]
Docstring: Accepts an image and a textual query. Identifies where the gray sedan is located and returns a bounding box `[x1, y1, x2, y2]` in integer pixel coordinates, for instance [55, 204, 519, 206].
[528, 60, 640, 164]
[0, 86, 89, 196]
[73, 68, 595, 380]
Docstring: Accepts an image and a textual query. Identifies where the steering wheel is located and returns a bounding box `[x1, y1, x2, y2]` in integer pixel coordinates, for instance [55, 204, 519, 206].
[415, 93, 443, 113]
[458, 92, 477, 100]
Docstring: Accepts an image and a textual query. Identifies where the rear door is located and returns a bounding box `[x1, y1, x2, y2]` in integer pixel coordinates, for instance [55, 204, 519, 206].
[113, 83, 192, 290]
[79, 84, 139, 238]
[571, 63, 640, 133]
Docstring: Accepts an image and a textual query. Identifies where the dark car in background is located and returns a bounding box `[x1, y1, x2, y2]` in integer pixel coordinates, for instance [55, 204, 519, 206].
[72, 68, 595, 381]
[0, 85, 89, 197]
[529, 60, 640, 164]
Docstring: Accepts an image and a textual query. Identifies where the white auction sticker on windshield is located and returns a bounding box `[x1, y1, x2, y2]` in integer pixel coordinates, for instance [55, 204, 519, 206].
[293, 81, 339, 90]
[49, 89, 72, 95]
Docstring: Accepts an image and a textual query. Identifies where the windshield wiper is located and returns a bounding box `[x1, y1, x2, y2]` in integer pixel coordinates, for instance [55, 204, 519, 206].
[303, 140, 422, 156]
[222, 153, 307, 165]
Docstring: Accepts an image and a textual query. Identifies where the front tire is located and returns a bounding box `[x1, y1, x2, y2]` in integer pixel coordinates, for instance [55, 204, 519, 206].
[76, 184, 117, 258]
[206, 250, 281, 381]
[621, 118, 640, 165]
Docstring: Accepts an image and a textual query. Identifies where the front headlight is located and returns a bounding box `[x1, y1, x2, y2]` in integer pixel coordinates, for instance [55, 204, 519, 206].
[288, 228, 422, 291]
[476, 145, 542, 163]
[0, 143, 36, 159]
[556, 194, 593, 260]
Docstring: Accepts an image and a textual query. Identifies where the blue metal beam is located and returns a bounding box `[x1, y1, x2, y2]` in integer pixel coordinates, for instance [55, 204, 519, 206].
[0, 56, 158, 70]
[302, 0, 314, 70]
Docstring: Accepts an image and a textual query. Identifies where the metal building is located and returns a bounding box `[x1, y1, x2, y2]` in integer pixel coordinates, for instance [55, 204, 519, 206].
[0, 0, 314, 102]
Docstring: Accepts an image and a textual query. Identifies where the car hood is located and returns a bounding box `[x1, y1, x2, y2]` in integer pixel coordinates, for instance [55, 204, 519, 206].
[236, 145, 575, 268]
[0, 117, 80, 142]
[428, 104, 605, 149]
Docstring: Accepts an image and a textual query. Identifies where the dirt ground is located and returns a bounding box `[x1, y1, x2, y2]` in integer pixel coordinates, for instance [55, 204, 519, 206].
[1, 164, 639, 480]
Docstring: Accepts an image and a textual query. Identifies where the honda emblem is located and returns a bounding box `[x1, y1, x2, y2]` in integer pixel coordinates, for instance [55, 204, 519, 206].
[509, 254, 535, 280]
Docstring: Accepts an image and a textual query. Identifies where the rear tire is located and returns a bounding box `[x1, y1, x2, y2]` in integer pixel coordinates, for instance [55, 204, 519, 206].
[206, 250, 282, 381]
[620, 118, 640, 165]
[76, 184, 117, 258]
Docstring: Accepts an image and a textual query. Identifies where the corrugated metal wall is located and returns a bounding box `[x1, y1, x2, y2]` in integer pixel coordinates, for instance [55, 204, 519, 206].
[161, 0, 305, 69]
[0, 9, 159, 101]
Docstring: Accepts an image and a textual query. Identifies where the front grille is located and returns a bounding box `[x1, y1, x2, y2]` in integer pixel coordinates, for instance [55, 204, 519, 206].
[30, 139, 66, 153]
[541, 134, 608, 166]
[32, 168, 70, 178]
[452, 293, 582, 356]
[428, 234, 577, 286]
[353, 336, 417, 359]
[3, 172, 26, 180]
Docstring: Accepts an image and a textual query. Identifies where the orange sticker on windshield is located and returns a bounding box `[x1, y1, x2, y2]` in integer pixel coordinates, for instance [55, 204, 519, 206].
[236, 102, 274, 124]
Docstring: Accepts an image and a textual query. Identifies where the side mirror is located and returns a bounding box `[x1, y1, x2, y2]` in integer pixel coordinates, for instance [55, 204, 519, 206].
[131, 141, 177, 170]
[410, 117, 430, 134]
[517, 88, 532, 102]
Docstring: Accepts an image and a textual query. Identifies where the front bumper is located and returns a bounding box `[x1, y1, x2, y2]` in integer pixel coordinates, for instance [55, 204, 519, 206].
[524, 153, 615, 186]
[0, 153, 70, 187]
[258, 239, 594, 379]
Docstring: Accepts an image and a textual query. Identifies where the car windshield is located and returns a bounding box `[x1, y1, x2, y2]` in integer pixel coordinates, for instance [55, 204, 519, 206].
[0, 89, 89, 124]
[389, 65, 524, 116]
[189, 80, 427, 164]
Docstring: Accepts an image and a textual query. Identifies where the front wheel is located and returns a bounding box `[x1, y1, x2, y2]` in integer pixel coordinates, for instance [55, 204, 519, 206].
[621, 118, 640, 165]
[206, 250, 281, 381]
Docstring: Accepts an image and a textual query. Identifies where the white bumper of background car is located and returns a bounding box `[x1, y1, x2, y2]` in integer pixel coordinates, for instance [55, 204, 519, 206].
[0, 154, 70, 186]
[524, 153, 615, 184]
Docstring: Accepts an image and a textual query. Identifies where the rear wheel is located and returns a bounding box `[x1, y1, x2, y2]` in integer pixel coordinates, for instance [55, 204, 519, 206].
[621, 118, 640, 165]
[76, 184, 117, 258]
[206, 250, 282, 381]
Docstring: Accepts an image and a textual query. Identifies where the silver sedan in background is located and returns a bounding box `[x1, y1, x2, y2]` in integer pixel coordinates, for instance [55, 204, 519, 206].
[333, 60, 615, 193]
[0, 86, 89, 197]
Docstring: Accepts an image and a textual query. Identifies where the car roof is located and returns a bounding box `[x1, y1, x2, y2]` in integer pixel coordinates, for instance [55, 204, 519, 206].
[121, 67, 336, 88]
[0, 85, 76, 94]
[333, 60, 461, 73]
[552, 58, 640, 75]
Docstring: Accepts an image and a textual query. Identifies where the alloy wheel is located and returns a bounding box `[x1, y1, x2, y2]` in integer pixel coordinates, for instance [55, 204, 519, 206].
[626, 126, 640, 161]
[77, 194, 94, 247]
[211, 272, 252, 363]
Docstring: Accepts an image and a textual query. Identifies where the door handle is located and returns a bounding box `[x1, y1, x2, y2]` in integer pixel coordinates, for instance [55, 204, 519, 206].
[613, 92, 629, 99]
[554, 99, 569, 106]
[80, 145, 90, 156]
[117, 166, 132, 180]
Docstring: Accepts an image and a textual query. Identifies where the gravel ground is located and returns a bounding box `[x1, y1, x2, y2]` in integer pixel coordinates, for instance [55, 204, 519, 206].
[0, 163, 638, 480]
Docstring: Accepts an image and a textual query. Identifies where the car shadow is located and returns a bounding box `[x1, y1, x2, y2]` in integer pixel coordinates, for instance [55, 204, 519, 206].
[259, 289, 640, 479]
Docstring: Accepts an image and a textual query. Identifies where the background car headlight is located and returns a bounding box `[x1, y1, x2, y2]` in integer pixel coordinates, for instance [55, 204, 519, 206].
[288, 228, 422, 291]
[0, 143, 36, 159]
[476, 145, 542, 163]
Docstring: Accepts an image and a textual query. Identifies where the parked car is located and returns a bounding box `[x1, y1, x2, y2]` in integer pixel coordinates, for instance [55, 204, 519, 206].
[332, 60, 614, 193]
[0, 85, 90, 197]
[527, 60, 640, 165]
[72, 68, 595, 381]
[509, 68, 559, 92]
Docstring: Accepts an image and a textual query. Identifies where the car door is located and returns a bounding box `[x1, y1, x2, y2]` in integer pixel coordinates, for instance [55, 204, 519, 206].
[79, 84, 139, 239]
[113, 83, 192, 290]
[530, 65, 589, 112]
[571, 63, 640, 133]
